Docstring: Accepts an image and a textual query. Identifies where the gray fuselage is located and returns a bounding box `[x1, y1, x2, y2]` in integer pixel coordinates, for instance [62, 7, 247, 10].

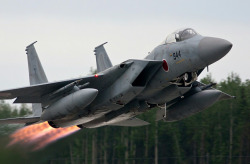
[52, 28, 232, 128]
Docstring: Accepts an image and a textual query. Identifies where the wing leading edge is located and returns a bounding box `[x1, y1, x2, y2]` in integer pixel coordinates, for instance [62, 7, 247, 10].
[0, 75, 104, 103]
[0, 59, 163, 103]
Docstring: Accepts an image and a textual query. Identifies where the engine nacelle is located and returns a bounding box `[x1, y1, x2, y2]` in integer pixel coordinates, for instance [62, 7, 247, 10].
[164, 90, 225, 122]
[41, 88, 98, 121]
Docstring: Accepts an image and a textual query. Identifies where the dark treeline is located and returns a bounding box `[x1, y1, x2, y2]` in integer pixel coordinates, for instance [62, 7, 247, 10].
[0, 73, 249, 164]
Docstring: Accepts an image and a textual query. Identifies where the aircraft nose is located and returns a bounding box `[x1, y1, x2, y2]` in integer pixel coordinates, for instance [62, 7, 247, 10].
[198, 37, 232, 65]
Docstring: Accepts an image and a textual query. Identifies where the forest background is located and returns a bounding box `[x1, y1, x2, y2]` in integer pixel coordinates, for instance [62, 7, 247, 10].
[0, 73, 249, 164]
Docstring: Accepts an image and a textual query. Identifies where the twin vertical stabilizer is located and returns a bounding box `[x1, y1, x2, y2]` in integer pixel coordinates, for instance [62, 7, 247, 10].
[94, 42, 113, 73]
[26, 41, 48, 85]
[26, 41, 48, 117]
[24, 41, 112, 116]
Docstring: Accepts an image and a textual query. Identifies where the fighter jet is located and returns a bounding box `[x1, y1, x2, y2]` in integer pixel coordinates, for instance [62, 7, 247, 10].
[0, 28, 233, 128]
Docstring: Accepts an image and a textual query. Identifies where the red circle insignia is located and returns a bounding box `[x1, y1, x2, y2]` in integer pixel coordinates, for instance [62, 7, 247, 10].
[162, 59, 169, 72]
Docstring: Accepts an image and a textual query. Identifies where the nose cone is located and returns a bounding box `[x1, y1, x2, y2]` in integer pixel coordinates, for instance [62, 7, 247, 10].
[199, 37, 232, 65]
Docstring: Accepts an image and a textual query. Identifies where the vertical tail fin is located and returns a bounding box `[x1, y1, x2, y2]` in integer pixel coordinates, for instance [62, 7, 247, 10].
[26, 41, 48, 116]
[26, 41, 48, 85]
[94, 42, 113, 73]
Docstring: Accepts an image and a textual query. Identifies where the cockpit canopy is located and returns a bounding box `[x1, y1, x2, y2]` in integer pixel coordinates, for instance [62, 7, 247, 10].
[162, 28, 198, 44]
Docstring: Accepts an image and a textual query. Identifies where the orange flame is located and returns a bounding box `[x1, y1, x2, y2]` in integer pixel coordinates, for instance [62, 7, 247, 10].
[8, 122, 80, 151]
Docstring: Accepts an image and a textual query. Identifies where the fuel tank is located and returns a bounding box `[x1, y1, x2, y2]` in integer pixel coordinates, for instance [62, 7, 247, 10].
[41, 88, 98, 121]
[165, 90, 226, 122]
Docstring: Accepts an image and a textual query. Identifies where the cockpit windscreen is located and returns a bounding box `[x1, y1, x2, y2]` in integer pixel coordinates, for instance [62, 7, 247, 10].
[162, 28, 198, 44]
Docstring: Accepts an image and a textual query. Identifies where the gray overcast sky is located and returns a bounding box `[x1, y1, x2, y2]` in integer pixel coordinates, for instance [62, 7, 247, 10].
[0, 0, 249, 91]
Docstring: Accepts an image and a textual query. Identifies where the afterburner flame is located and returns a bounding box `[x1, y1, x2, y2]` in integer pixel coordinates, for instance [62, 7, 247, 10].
[8, 122, 80, 151]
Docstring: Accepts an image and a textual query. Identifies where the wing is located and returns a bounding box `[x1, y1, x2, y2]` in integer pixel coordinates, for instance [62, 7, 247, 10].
[0, 116, 40, 124]
[0, 69, 116, 103]
[108, 117, 149, 127]
[0, 59, 163, 103]
[0, 75, 103, 103]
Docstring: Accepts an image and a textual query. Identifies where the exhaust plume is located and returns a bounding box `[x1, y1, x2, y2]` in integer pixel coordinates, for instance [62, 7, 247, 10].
[8, 122, 80, 151]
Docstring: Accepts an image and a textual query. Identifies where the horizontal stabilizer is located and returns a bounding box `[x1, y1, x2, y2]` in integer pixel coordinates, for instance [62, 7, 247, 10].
[0, 116, 40, 124]
[109, 117, 149, 127]
[156, 108, 165, 121]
